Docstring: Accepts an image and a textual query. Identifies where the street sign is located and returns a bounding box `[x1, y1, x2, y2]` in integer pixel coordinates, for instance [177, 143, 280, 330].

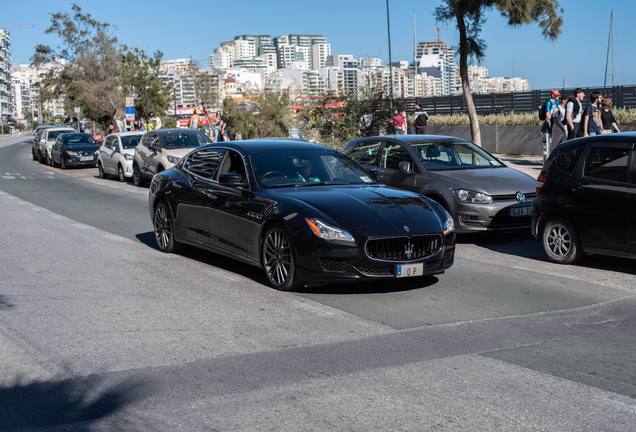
[126, 97, 134, 107]
[125, 107, 135, 115]
[74, 107, 81, 114]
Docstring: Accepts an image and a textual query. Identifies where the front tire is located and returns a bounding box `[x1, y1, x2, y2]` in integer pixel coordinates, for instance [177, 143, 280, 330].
[133, 164, 144, 187]
[118, 165, 127, 182]
[542, 217, 582, 264]
[153, 201, 181, 253]
[98, 162, 108, 179]
[262, 224, 302, 291]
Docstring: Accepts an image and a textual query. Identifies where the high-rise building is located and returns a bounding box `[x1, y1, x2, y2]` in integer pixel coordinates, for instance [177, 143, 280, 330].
[1, 30, 14, 120]
[415, 41, 458, 96]
[274, 35, 328, 70]
[325, 55, 357, 95]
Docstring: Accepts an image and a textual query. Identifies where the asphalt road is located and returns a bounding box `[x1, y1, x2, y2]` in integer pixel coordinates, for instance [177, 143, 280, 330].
[1, 134, 635, 431]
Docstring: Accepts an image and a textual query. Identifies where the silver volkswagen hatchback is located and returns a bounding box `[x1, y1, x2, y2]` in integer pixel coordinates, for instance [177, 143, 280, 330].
[344, 135, 537, 233]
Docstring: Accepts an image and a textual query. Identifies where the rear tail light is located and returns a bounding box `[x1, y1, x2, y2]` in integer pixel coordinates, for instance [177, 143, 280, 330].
[536, 173, 546, 193]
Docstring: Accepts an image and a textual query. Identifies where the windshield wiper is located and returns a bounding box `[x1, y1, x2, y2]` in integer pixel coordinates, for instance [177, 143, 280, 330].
[295, 181, 350, 187]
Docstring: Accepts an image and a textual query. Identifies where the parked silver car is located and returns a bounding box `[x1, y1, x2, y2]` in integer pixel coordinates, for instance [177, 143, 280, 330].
[97, 132, 145, 181]
[343, 135, 537, 233]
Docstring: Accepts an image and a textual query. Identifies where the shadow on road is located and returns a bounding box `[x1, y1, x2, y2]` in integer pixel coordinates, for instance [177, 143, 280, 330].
[0, 375, 148, 431]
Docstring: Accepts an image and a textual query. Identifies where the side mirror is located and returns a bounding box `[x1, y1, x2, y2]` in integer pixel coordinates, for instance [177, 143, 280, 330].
[148, 145, 158, 153]
[399, 161, 412, 174]
[219, 173, 245, 186]
[369, 168, 382, 180]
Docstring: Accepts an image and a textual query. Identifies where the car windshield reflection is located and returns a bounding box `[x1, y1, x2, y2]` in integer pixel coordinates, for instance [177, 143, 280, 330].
[251, 150, 378, 188]
[163, 131, 211, 149]
[411, 141, 504, 171]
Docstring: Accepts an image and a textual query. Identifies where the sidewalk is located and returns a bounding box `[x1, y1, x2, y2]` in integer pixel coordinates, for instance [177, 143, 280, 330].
[494, 154, 543, 179]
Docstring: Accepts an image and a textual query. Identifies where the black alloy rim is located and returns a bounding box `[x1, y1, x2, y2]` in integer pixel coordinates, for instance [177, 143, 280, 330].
[154, 203, 172, 250]
[263, 227, 292, 286]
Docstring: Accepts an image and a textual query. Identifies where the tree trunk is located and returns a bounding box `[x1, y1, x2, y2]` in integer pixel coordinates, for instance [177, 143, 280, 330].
[455, 10, 481, 147]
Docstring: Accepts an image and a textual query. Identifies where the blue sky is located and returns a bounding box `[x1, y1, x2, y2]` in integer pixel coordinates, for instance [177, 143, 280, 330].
[4, 0, 635, 91]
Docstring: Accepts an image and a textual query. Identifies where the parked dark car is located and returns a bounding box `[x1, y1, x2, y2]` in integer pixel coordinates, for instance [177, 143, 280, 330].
[532, 133, 636, 263]
[149, 140, 456, 290]
[50, 133, 100, 169]
[343, 135, 537, 233]
[31, 125, 59, 161]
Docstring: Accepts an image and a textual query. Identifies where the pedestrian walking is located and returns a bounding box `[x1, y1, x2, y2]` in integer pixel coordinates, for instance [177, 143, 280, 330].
[115, 116, 124, 133]
[220, 111, 230, 141]
[541, 90, 560, 160]
[392, 111, 405, 135]
[582, 92, 603, 137]
[565, 88, 585, 140]
[600, 98, 620, 134]
[189, 108, 201, 129]
[412, 102, 429, 134]
[213, 111, 222, 142]
[551, 95, 568, 149]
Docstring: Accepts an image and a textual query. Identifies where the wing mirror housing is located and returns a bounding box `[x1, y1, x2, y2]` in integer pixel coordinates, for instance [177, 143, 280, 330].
[399, 161, 413, 174]
[148, 145, 158, 153]
[219, 173, 245, 186]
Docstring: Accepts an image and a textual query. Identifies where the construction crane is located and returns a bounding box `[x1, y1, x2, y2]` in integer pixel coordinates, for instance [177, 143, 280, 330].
[434, 26, 450, 42]
[0, 22, 35, 30]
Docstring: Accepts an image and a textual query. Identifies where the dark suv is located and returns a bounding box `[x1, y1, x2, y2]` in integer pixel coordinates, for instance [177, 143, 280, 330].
[532, 133, 636, 263]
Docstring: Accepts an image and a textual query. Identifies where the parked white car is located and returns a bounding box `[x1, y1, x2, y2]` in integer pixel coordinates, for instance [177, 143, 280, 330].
[97, 132, 145, 182]
[37, 127, 76, 165]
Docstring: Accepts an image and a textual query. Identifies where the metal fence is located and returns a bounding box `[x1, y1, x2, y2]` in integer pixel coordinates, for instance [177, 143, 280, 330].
[402, 85, 636, 116]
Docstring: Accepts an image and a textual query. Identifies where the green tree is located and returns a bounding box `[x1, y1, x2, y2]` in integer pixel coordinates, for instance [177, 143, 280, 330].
[223, 92, 293, 139]
[31, 4, 122, 127]
[120, 47, 172, 122]
[435, 0, 563, 146]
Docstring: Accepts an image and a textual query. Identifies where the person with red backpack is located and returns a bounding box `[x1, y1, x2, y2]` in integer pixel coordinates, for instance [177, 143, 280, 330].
[540, 90, 561, 161]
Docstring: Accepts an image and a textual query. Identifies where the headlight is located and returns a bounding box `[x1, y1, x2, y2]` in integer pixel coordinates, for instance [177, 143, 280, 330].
[167, 156, 181, 164]
[305, 218, 355, 243]
[124, 153, 134, 161]
[67, 150, 78, 156]
[443, 211, 455, 234]
[454, 189, 493, 204]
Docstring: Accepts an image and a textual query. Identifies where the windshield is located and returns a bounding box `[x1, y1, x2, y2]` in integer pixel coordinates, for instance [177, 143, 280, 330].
[47, 130, 73, 141]
[162, 131, 211, 149]
[121, 134, 143, 149]
[63, 134, 97, 145]
[251, 149, 378, 188]
[411, 141, 504, 171]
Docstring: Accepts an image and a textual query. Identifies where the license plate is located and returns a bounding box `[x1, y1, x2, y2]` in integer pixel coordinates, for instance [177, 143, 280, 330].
[80, 156, 94, 161]
[509, 206, 532, 217]
[396, 263, 423, 278]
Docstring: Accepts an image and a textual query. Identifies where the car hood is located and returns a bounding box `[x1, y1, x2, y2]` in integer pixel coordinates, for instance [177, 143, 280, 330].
[428, 167, 536, 195]
[273, 185, 442, 231]
[162, 147, 198, 158]
[122, 148, 136, 156]
[65, 144, 100, 152]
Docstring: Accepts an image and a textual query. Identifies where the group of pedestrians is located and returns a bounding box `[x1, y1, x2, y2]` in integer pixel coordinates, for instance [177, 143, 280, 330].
[390, 102, 430, 135]
[543, 88, 621, 155]
[189, 108, 232, 141]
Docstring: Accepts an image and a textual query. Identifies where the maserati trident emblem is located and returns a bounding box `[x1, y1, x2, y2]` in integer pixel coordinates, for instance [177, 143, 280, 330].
[404, 239, 414, 260]
[404, 225, 410, 232]
[515, 192, 526, 203]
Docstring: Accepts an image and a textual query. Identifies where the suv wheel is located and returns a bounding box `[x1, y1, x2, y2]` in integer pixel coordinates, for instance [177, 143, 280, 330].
[133, 164, 144, 187]
[541, 217, 582, 264]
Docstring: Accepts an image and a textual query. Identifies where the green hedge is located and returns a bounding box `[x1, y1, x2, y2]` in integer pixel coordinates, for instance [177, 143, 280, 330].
[425, 107, 636, 126]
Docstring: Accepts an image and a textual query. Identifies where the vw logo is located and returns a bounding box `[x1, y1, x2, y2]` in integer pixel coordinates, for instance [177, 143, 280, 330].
[404, 225, 410, 232]
[515, 192, 526, 203]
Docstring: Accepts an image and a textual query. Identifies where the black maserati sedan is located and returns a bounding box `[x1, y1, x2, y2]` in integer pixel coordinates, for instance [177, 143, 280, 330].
[50, 133, 101, 169]
[149, 140, 456, 290]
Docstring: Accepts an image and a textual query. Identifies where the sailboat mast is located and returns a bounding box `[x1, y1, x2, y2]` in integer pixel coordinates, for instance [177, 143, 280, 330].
[611, 11, 615, 86]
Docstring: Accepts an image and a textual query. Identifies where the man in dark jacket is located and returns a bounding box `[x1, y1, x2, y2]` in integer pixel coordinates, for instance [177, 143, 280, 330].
[413, 102, 429, 134]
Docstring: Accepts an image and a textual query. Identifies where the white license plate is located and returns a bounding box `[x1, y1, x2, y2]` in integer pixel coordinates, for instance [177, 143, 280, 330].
[80, 156, 94, 161]
[396, 263, 423, 278]
[509, 206, 532, 217]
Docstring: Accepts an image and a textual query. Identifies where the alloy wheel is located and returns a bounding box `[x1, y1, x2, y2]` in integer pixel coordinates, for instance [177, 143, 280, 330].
[262, 225, 300, 290]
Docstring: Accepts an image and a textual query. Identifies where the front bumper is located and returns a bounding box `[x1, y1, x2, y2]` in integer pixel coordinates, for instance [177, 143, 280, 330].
[451, 200, 534, 233]
[62, 154, 98, 167]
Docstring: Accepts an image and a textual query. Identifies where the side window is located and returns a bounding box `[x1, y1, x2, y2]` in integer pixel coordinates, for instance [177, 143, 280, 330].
[141, 134, 152, 147]
[150, 134, 160, 147]
[583, 146, 630, 183]
[184, 148, 226, 179]
[104, 136, 114, 149]
[350, 141, 382, 165]
[380, 143, 413, 170]
[218, 150, 247, 179]
[556, 147, 584, 175]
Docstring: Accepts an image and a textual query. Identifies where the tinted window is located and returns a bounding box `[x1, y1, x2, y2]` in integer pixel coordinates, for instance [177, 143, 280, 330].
[64, 134, 96, 145]
[161, 131, 211, 149]
[556, 147, 584, 174]
[380, 143, 412, 170]
[411, 141, 503, 171]
[47, 130, 72, 141]
[350, 141, 382, 165]
[141, 134, 152, 147]
[121, 134, 143, 149]
[184, 149, 225, 178]
[584, 146, 630, 183]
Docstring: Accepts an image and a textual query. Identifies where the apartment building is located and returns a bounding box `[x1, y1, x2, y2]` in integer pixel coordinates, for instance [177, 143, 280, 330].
[1, 30, 13, 120]
[415, 41, 458, 96]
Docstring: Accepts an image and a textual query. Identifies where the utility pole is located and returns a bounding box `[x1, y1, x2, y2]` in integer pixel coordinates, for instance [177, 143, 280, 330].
[386, 0, 393, 111]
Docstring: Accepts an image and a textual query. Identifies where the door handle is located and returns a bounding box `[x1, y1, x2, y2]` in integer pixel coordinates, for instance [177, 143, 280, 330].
[206, 192, 218, 200]
[172, 183, 183, 188]
[570, 184, 583, 193]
